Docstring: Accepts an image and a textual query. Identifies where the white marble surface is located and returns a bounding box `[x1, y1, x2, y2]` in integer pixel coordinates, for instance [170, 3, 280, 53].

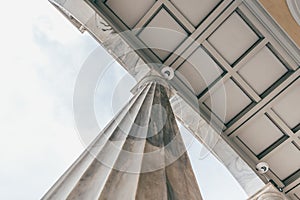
[43, 81, 203, 200]
[50, 0, 150, 82]
[286, 0, 300, 26]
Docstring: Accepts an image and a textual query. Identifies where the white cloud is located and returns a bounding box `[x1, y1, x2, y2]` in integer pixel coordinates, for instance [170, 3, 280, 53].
[0, 0, 101, 199]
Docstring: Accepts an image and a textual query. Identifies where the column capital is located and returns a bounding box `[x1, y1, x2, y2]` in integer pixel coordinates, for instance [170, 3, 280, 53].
[287, 0, 300, 26]
[131, 72, 175, 98]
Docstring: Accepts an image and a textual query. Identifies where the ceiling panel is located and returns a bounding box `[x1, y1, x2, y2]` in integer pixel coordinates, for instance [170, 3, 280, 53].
[138, 8, 188, 61]
[237, 114, 284, 155]
[265, 143, 300, 180]
[272, 79, 300, 130]
[176, 47, 223, 95]
[207, 12, 259, 64]
[105, 0, 156, 28]
[238, 46, 288, 95]
[293, 186, 300, 199]
[89, 0, 300, 194]
[203, 79, 252, 123]
[170, 0, 222, 27]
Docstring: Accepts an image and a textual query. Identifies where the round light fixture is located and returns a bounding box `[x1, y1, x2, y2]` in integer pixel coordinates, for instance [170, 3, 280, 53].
[161, 66, 174, 80]
[256, 162, 269, 174]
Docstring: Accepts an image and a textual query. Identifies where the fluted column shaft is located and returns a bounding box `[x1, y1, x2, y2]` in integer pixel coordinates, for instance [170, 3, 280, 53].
[42, 78, 202, 200]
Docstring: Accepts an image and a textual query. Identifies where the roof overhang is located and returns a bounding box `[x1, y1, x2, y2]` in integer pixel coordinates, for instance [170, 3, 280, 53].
[49, 0, 300, 199]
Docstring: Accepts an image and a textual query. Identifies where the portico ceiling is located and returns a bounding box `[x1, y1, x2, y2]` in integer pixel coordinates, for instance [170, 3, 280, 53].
[55, 0, 300, 199]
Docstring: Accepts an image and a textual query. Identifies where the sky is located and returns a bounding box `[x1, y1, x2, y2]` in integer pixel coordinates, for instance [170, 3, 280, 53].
[0, 0, 247, 199]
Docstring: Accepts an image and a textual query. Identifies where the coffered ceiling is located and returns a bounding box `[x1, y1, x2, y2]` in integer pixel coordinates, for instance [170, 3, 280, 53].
[87, 0, 300, 198]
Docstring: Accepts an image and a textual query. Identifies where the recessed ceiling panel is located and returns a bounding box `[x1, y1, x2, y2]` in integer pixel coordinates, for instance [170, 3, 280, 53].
[204, 79, 252, 123]
[237, 115, 284, 155]
[170, 0, 222, 27]
[106, 0, 156, 28]
[138, 8, 188, 61]
[238, 47, 288, 95]
[266, 143, 300, 180]
[88, 0, 300, 192]
[207, 12, 259, 64]
[293, 186, 300, 199]
[176, 47, 223, 95]
[272, 80, 300, 129]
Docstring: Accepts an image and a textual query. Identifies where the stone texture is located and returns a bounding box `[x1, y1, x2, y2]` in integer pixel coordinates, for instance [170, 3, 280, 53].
[42, 80, 202, 200]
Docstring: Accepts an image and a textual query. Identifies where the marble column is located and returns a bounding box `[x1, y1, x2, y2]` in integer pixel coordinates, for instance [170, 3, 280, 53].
[42, 77, 202, 200]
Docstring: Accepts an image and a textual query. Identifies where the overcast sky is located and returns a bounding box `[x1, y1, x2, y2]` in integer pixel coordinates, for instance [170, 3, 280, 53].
[0, 0, 247, 199]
